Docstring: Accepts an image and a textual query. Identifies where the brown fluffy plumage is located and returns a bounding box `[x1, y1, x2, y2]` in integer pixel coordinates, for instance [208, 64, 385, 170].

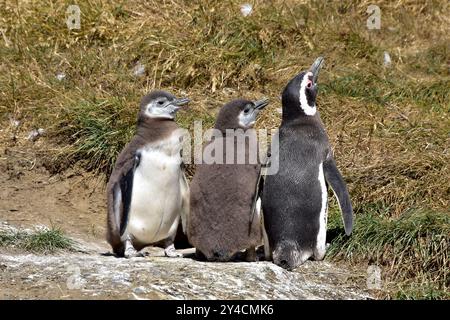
[187, 99, 263, 261]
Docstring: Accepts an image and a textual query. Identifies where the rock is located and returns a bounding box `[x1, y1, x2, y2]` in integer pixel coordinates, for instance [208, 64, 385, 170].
[0, 248, 373, 299]
[133, 286, 148, 294]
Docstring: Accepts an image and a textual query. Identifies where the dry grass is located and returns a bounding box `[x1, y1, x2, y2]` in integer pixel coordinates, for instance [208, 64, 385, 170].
[327, 206, 449, 299]
[0, 0, 448, 298]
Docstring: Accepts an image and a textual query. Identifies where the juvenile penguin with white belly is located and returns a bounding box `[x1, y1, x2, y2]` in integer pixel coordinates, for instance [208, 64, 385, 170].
[106, 91, 190, 258]
[262, 57, 353, 270]
[187, 98, 269, 262]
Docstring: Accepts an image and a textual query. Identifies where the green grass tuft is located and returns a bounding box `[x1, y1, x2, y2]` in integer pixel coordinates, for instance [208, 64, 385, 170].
[0, 228, 74, 254]
[53, 97, 136, 175]
[327, 206, 449, 299]
[394, 284, 450, 300]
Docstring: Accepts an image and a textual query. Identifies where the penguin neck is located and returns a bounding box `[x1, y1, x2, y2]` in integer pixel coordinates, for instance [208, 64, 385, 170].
[281, 107, 317, 122]
[214, 116, 247, 134]
[281, 108, 322, 126]
[136, 117, 179, 143]
[214, 124, 246, 135]
[281, 91, 317, 121]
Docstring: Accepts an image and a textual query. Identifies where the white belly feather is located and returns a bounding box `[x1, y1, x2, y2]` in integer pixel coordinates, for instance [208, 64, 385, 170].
[126, 134, 184, 244]
[315, 162, 328, 259]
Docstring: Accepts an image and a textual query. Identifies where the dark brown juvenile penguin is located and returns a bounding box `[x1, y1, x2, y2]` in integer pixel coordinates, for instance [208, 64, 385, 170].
[106, 90, 190, 258]
[187, 97, 269, 262]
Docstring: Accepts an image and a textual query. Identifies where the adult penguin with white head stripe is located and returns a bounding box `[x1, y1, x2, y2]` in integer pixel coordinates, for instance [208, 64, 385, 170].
[262, 57, 353, 270]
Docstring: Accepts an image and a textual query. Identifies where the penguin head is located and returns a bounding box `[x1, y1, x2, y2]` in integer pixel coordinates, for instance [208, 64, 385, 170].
[272, 240, 309, 271]
[139, 90, 189, 121]
[281, 56, 324, 119]
[214, 97, 269, 131]
[209, 249, 234, 262]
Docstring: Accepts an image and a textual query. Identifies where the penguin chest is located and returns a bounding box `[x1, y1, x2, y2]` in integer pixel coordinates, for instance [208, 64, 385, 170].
[127, 138, 183, 244]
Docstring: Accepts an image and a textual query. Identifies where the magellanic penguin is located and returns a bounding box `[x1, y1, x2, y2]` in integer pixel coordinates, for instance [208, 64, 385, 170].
[106, 91, 190, 258]
[187, 98, 270, 262]
[262, 57, 353, 270]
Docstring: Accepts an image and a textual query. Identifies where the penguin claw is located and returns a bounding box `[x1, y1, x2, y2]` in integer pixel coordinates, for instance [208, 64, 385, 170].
[124, 247, 143, 258]
[164, 244, 182, 258]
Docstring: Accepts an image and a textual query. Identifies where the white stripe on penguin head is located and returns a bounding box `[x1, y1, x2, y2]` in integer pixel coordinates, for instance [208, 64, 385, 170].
[299, 71, 316, 116]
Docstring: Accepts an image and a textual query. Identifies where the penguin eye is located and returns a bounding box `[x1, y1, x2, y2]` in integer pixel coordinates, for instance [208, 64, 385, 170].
[306, 80, 313, 89]
[243, 105, 252, 114]
[157, 100, 165, 105]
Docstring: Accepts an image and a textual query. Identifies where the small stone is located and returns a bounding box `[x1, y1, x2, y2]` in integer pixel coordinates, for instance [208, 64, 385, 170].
[133, 286, 147, 294]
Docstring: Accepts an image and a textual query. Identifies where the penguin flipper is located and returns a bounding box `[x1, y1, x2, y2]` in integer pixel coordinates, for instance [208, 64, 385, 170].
[118, 152, 141, 238]
[251, 150, 271, 216]
[251, 166, 265, 215]
[249, 155, 268, 236]
[179, 165, 190, 234]
[323, 154, 353, 235]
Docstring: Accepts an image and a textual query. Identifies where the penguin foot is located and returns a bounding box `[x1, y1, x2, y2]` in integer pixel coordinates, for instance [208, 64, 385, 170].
[124, 246, 143, 258]
[164, 244, 182, 258]
[245, 247, 257, 262]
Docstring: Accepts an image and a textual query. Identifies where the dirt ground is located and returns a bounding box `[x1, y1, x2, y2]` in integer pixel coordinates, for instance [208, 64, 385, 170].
[0, 143, 107, 243]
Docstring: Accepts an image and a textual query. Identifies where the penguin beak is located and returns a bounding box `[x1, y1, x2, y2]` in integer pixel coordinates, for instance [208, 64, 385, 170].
[167, 97, 190, 114]
[310, 56, 324, 83]
[253, 97, 270, 110]
[170, 97, 190, 108]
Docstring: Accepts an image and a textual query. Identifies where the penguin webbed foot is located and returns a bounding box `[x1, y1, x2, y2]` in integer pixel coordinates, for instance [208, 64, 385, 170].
[123, 237, 144, 258]
[164, 243, 182, 258]
[124, 246, 144, 258]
